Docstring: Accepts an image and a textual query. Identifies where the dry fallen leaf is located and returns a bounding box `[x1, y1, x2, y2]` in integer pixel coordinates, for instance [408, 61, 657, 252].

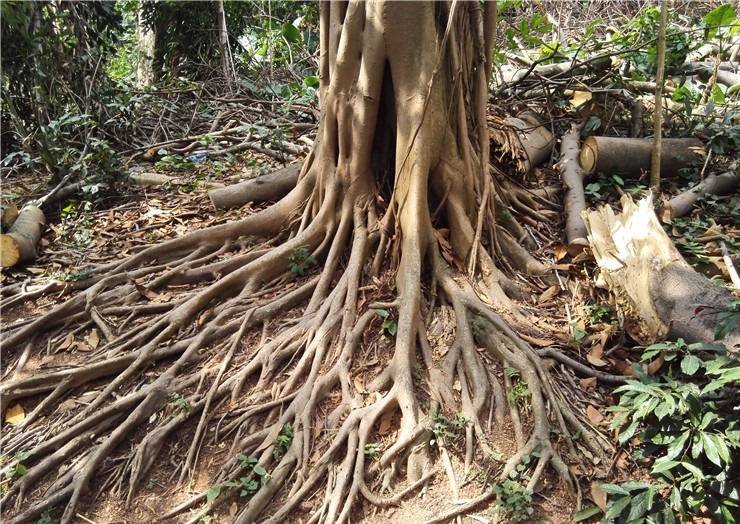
[87, 329, 100, 350]
[591, 481, 608, 511]
[58, 332, 75, 351]
[587, 346, 608, 367]
[379, 412, 393, 435]
[586, 405, 605, 425]
[553, 244, 569, 261]
[4, 404, 25, 425]
[569, 89, 593, 109]
[538, 285, 560, 304]
[580, 377, 597, 391]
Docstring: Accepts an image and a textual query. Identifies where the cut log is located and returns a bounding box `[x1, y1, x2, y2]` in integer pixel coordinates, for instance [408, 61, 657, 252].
[208, 162, 301, 210]
[579, 137, 703, 178]
[583, 195, 739, 349]
[128, 172, 181, 187]
[684, 61, 740, 88]
[0, 205, 45, 268]
[1, 204, 19, 230]
[556, 123, 588, 249]
[662, 170, 739, 221]
[489, 111, 554, 174]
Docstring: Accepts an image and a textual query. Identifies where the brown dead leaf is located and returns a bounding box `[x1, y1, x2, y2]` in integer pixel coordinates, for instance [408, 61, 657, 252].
[586, 405, 605, 425]
[57, 399, 77, 413]
[197, 309, 213, 326]
[591, 482, 608, 511]
[550, 263, 574, 271]
[4, 404, 25, 425]
[87, 329, 100, 350]
[58, 333, 75, 351]
[587, 346, 608, 367]
[580, 377, 597, 391]
[613, 359, 635, 376]
[133, 281, 161, 301]
[553, 244, 569, 261]
[353, 376, 366, 394]
[538, 285, 560, 304]
[379, 412, 393, 435]
[646, 353, 665, 375]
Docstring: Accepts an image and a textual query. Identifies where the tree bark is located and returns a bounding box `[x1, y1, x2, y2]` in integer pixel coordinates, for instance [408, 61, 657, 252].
[216, 0, 235, 93]
[579, 137, 703, 178]
[135, 7, 156, 88]
[489, 111, 554, 174]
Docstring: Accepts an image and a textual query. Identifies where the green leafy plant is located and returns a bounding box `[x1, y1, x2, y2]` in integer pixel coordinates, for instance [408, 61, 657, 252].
[288, 246, 316, 276]
[37, 512, 53, 524]
[364, 443, 381, 461]
[168, 392, 191, 415]
[374, 309, 398, 338]
[505, 368, 531, 408]
[430, 411, 468, 446]
[272, 422, 294, 460]
[598, 481, 670, 523]
[584, 303, 613, 325]
[155, 151, 194, 172]
[640, 338, 726, 377]
[470, 315, 486, 340]
[3, 452, 29, 481]
[491, 479, 534, 522]
[608, 360, 739, 522]
[208, 454, 270, 504]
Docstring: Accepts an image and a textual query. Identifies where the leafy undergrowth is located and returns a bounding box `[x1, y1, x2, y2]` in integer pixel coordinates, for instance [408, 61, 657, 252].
[577, 330, 739, 523]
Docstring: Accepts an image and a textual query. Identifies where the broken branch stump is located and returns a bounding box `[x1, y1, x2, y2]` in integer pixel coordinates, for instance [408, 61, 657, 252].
[583, 195, 739, 349]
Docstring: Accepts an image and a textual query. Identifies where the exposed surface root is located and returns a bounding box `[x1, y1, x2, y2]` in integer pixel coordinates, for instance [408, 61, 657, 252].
[0, 2, 604, 523]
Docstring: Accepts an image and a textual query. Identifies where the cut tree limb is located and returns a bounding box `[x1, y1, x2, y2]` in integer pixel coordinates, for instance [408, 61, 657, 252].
[662, 170, 738, 220]
[208, 163, 301, 210]
[579, 137, 703, 178]
[556, 123, 588, 249]
[1, 204, 19, 230]
[489, 111, 554, 174]
[0, 205, 45, 268]
[583, 195, 739, 349]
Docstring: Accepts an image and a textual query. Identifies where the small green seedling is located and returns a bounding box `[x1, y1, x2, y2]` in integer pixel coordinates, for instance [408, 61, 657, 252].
[491, 479, 534, 522]
[168, 392, 191, 415]
[272, 422, 294, 460]
[375, 309, 398, 338]
[364, 442, 381, 460]
[288, 246, 316, 276]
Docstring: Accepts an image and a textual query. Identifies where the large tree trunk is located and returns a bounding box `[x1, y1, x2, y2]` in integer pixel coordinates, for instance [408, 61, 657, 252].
[135, 6, 156, 88]
[0, 4, 600, 524]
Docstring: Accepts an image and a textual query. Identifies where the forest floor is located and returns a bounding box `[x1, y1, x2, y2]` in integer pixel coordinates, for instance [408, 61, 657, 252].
[1, 131, 645, 523]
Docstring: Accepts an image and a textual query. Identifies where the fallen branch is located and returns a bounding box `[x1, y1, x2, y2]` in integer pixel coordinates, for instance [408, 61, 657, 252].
[208, 163, 301, 210]
[583, 195, 739, 349]
[556, 123, 588, 249]
[579, 137, 703, 178]
[662, 170, 738, 220]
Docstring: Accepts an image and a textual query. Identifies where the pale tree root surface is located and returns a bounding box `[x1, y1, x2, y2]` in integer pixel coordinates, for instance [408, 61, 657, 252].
[1, 3, 608, 523]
